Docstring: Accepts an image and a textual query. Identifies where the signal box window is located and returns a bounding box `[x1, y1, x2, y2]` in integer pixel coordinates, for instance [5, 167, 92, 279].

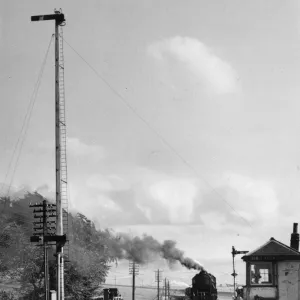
[250, 263, 272, 285]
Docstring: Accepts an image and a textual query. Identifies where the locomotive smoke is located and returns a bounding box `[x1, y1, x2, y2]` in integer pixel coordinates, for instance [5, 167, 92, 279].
[106, 233, 204, 271]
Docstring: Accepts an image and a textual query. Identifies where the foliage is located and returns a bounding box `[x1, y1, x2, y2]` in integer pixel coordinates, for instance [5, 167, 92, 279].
[18, 244, 45, 299]
[48, 212, 113, 299]
[51, 260, 104, 300]
[0, 192, 118, 299]
[0, 289, 18, 300]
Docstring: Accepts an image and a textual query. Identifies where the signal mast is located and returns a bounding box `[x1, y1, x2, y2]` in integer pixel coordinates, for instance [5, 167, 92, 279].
[231, 246, 248, 299]
[31, 10, 69, 300]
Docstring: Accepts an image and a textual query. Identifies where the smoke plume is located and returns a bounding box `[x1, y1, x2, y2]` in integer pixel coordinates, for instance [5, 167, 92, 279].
[106, 233, 204, 271]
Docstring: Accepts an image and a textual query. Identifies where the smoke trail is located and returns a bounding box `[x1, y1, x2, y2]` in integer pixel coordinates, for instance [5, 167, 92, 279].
[106, 233, 204, 271]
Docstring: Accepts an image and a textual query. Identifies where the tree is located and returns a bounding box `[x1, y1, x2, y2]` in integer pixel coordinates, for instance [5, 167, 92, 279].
[0, 228, 11, 273]
[47, 247, 109, 299]
[65, 261, 103, 300]
[0, 219, 33, 283]
[0, 220, 24, 275]
[0, 195, 118, 299]
[0, 290, 18, 300]
[18, 244, 45, 300]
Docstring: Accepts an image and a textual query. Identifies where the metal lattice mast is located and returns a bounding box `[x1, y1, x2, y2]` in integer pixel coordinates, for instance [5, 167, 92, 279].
[31, 10, 67, 300]
[58, 22, 69, 262]
[55, 11, 68, 300]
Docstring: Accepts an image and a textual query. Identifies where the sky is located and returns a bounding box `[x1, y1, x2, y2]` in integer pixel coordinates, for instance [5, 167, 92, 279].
[1, 0, 300, 287]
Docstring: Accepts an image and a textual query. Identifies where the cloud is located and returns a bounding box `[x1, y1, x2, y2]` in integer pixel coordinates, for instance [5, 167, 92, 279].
[0, 183, 31, 200]
[38, 137, 105, 163]
[149, 178, 197, 224]
[72, 168, 199, 227]
[192, 172, 279, 232]
[34, 183, 55, 200]
[115, 170, 199, 225]
[225, 172, 278, 218]
[0, 18, 2, 41]
[86, 174, 128, 191]
[148, 36, 239, 95]
[169, 280, 189, 287]
[72, 167, 279, 236]
[67, 137, 105, 162]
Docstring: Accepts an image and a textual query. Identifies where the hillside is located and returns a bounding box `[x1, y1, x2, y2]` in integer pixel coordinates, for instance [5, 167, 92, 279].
[0, 192, 119, 299]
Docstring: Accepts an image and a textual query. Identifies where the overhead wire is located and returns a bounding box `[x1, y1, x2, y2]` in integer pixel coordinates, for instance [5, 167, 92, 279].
[0, 34, 54, 203]
[62, 37, 253, 230]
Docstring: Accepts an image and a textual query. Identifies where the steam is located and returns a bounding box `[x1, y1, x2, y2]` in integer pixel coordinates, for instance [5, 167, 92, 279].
[169, 280, 190, 288]
[106, 233, 204, 271]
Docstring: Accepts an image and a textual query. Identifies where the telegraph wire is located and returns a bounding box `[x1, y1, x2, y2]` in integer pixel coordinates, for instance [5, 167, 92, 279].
[0, 34, 54, 204]
[62, 38, 253, 230]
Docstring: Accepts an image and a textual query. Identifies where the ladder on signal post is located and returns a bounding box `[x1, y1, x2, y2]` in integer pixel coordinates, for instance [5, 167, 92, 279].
[58, 25, 69, 263]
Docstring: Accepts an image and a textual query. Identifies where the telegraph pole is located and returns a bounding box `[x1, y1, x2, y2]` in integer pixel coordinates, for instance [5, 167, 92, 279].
[132, 264, 135, 300]
[30, 200, 49, 300]
[164, 278, 167, 300]
[167, 280, 170, 300]
[31, 10, 67, 300]
[43, 200, 49, 300]
[30, 199, 57, 300]
[155, 270, 162, 300]
[129, 261, 139, 300]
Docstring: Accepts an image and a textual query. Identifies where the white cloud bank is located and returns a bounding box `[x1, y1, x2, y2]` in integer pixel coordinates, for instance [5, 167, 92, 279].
[70, 166, 281, 240]
[169, 280, 190, 287]
[148, 36, 239, 95]
[224, 172, 279, 221]
[67, 137, 105, 162]
[39, 137, 105, 163]
[149, 178, 197, 224]
[86, 174, 128, 191]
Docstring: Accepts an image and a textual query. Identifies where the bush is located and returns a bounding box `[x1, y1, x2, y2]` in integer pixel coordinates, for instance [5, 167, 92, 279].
[0, 289, 18, 300]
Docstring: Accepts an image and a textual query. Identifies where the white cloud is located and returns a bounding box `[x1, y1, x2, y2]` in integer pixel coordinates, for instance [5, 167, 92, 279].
[169, 280, 189, 287]
[148, 36, 239, 95]
[70, 167, 199, 226]
[190, 171, 280, 234]
[149, 178, 197, 224]
[34, 183, 55, 200]
[67, 137, 105, 162]
[70, 167, 279, 234]
[86, 174, 128, 191]
[0, 18, 2, 41]
[38, 137, 105, 163]
[224, 172, 279, 219]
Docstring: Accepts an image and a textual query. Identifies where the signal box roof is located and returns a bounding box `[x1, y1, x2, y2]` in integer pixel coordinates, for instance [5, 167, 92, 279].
[242, 237, 300, 262]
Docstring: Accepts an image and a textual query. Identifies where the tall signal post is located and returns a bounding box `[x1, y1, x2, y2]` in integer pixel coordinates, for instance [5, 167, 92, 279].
[31, 10, 68, 300]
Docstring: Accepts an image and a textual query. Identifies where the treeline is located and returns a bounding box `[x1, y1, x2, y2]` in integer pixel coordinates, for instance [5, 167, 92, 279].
[0, 192, 118, 299]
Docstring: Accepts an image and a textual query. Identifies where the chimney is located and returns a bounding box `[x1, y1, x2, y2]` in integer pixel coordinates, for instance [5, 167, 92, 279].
[104, 289, 109, 300]
[290, 223, 299, 251]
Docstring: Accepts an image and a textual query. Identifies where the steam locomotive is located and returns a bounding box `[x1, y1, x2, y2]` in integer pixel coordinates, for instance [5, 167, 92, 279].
[185, 270, 218, 300]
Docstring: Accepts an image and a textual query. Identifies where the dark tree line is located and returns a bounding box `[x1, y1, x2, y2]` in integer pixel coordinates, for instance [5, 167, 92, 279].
[0, 192, 118, 299]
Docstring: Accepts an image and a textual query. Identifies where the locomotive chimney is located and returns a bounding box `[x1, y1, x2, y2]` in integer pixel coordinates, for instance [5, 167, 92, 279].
[103, 289, 109, 300]
[290, 223, 299, 251]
